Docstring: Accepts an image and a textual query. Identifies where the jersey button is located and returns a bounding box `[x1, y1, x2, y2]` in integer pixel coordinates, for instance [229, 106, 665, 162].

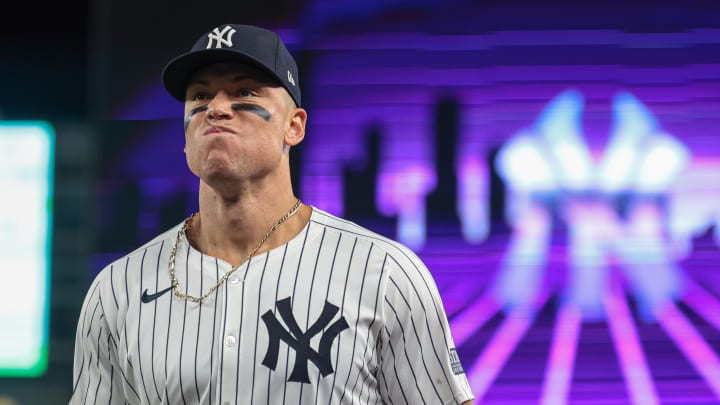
[229, 275, 240, 284]
[224, 335, 237, 348]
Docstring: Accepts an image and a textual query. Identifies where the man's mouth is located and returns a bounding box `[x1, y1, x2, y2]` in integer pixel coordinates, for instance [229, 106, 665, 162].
[204, 125, 236, 136]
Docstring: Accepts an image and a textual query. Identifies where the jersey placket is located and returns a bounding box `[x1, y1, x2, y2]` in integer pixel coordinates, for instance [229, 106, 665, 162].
[218, 260, 248, 404]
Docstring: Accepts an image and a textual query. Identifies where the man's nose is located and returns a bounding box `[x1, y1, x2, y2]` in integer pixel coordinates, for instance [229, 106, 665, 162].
[206, 91, 233, 120]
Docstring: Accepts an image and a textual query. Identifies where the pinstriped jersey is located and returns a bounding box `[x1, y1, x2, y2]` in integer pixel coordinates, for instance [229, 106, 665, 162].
[70, 207, 474, 404]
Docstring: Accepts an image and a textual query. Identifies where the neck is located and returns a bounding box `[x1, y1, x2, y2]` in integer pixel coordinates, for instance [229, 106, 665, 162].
[188, 181, 309, 266]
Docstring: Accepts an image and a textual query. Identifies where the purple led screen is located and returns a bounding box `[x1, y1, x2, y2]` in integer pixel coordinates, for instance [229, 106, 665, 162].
[102, 28, 720, 404]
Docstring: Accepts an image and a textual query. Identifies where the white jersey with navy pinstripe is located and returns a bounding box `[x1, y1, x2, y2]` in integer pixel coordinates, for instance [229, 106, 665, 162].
[71, 207, 474, 404]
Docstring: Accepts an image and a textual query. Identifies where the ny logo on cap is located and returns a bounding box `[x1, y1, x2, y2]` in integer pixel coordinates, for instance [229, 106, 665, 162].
[206, 25, 236, 49]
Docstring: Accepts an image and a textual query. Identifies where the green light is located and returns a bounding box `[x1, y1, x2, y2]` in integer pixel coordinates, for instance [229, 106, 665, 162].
[0, 122, 54, 377]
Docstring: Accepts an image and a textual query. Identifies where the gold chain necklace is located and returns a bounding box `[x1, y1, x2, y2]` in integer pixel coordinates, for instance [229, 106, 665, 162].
[168, 199, 303, 303]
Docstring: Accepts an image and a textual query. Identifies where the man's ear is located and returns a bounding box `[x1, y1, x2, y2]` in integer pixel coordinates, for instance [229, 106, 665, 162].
[284, 107, 307, 147]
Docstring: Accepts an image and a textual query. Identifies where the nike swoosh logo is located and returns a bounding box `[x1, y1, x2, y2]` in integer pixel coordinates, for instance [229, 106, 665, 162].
[141, 286, 173, 303]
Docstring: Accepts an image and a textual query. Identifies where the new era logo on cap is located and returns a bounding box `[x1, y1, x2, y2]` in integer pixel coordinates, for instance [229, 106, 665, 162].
[162, 24, 302, 107]
[287, 70, 295, 86]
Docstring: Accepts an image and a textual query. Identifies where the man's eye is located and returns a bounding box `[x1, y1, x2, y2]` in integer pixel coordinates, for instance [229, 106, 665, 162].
[192, 92, 210, 101]
[236, 88, 254, 97]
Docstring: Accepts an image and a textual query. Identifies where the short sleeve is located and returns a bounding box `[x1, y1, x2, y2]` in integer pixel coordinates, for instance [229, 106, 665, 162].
[69, 274, 126, 404]
[377, 253, 474, 404]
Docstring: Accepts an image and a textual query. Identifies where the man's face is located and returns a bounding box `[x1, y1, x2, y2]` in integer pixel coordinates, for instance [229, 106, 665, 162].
[183, 62, 304, 188]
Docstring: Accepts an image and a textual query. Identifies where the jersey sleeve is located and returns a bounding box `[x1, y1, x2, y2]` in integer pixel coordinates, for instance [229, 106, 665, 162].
[69, 273, 126, 404]
[377, 252, 474, 405]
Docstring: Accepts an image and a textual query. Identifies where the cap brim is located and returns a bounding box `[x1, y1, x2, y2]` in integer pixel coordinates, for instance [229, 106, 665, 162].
[161, 48, 284, 101]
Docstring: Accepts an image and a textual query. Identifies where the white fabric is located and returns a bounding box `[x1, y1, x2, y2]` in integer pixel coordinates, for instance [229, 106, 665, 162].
[70, 207, 474, 404]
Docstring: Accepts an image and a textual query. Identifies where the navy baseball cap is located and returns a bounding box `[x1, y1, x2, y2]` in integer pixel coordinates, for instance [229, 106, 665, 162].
[162, 24, 301, 107]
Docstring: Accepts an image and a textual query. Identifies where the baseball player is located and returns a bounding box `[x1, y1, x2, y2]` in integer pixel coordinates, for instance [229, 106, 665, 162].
[70, 23, 475, 404]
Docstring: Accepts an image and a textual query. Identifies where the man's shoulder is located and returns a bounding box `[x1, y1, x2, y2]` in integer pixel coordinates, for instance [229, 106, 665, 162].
[98, 222, 183, 274]
[309, 207, 424, 267]
[80, 222, 185, 312]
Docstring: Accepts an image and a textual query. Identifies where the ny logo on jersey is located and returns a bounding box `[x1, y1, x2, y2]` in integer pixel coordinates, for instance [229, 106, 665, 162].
[261, 297, 349, 383]
[206, 25, 236, 49]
